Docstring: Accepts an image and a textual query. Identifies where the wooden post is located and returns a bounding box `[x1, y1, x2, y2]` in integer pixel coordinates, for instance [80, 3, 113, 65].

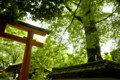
[19, 31, 34, 80]
[0, 19, 6, 34]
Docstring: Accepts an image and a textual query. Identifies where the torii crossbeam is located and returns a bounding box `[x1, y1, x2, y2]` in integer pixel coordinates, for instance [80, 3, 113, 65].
[0, 18, 50, 80]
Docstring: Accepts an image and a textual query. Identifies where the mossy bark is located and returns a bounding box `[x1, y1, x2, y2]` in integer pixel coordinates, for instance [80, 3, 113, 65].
[84, 21, 103, 62]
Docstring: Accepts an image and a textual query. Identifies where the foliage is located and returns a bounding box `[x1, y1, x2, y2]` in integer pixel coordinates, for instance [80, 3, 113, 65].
[102, 52, 112, 60]
[0, 0, 66, 23]
[0, 71, 9, 80]
[110, 48, 120, 62]
[44, 0, 120, 61]
[30, 36, 87, 79]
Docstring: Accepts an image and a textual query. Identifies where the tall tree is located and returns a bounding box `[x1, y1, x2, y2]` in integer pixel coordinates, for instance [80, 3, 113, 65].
[47, 0, 120, 62]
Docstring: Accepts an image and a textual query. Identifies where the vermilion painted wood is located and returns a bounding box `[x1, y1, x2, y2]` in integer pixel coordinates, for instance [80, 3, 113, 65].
[0, 69, 3, 75]
[0, 32, 26, 43]
[19, 31, 33, 80]
[32, 39, 43, 48]
[0, 19, 46, 80]
[0, 32, 43, 48]
[7, 24, 46, 36]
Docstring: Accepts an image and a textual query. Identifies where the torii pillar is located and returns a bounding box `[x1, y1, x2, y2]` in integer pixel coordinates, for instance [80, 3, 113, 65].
[19, 31, 34, 80]
[0, 18, 50, 80]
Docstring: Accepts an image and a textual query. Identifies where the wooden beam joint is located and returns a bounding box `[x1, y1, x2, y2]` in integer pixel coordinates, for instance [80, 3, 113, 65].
[0, 32, 43, 48]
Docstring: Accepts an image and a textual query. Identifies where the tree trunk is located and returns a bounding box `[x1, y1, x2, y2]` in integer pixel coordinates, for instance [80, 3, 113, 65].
[84, 21, 103, 62]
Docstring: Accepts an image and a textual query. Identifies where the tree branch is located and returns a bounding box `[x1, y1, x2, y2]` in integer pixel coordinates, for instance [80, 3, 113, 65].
[71, 1, 78, 5]
[97, 0, 104, 5]
[96, 3, 119, 23]
[82, 9, 91, 18]
[63, 0, 82, 35]
[66, 6, 72, 12]
[56, 0, 82, 50]
[74, 16, 82, 22]
[52, 0, 82, 53]
[96, 12, 114, 23]
[66, 5, 82, 22]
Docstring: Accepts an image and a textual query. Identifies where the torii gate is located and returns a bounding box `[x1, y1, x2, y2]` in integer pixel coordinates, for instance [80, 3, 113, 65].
[0, 18, 50, 80]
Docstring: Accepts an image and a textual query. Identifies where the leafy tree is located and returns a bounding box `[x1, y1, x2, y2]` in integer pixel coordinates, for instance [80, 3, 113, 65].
[45, 0, 120, 62]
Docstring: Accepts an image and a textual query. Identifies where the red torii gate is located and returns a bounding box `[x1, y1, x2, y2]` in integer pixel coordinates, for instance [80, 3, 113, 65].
[0, 18, 50, 80]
